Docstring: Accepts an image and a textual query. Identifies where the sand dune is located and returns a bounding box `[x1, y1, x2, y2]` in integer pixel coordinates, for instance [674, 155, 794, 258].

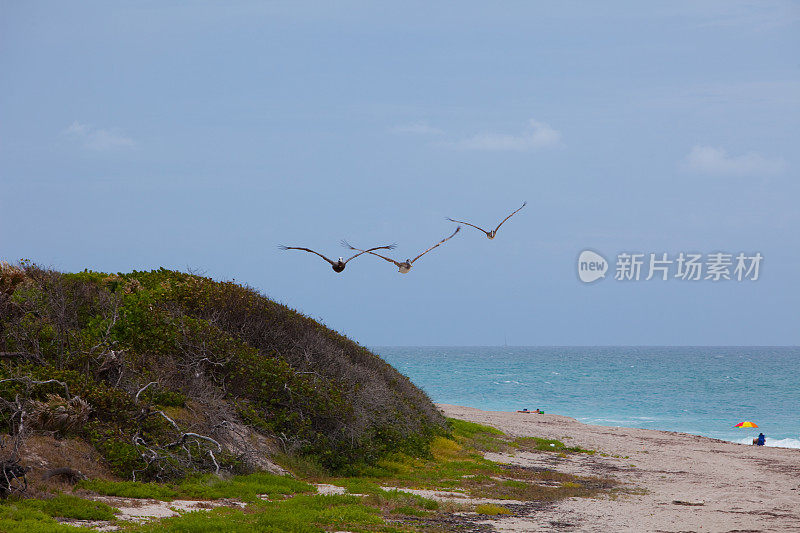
[440, 404, 800, 532]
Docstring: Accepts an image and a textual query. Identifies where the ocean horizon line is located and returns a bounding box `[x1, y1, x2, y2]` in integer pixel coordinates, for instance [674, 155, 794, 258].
[369, 344, 800, 349]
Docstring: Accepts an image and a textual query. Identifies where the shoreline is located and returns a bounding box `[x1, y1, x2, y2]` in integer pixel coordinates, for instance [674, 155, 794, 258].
[558, 416, 798, 450]
[440, 403, 800, 532]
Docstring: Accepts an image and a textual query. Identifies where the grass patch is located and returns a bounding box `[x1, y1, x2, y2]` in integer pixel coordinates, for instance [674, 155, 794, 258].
[393, 505, 429, 517]
[176, 472, 314, 502]
[126, 494, 389, 533]
[76, 479, 180, 500]
[21, 494, 118, 521]
[0, 503, 95, 532]
[328, 479, 439, 517]
[124, 506, 264, 533]
[78, 472, 313, 503]
[475, 503, 512, 516]
[449, 419, 503, 438]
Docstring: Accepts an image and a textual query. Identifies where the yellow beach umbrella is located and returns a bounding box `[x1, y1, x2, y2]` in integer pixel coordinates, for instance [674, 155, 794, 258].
[734, 421, 758, 428]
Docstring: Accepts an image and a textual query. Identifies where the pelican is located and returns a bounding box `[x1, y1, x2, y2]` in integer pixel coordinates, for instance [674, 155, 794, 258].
[343, 227, 460, 274]
[279, 243, 396, 273]
[446, 201, 527, 239]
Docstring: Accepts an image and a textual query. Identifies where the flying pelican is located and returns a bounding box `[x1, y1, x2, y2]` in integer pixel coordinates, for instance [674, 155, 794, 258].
[343, 227, 460, 274]
[446, 201, 527, 239]
[278, 243, 396, 273]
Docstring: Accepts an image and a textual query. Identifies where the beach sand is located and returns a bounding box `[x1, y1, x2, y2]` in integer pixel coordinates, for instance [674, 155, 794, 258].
[440, 404, 800, 532]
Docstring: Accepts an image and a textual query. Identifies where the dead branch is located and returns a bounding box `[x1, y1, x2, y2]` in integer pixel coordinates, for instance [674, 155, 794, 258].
[135, 382, 158, 403]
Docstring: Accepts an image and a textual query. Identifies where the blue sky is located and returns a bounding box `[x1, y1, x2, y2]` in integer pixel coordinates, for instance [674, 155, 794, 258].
[2, 1, 798, 345]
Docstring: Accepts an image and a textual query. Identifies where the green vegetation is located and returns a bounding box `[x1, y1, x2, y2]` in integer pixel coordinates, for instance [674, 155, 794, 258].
[512, 436, 596, 455]
[19, 494, 118, 521]
[78, 472, 313, 503]
[318, 417, 617, 515]
[0, 417, 620, 532]
[0, 263, 445, 480]
[125, 495, 401, 533]
[0, 497, 110, 532]
[75, 479, 180, 501]
[475, 503, 512, 515]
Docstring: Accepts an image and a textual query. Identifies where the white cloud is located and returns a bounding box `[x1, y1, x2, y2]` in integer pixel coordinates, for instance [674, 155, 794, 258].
[447, 118, 561, 151]
[64, 121, 136, 151]
[391, 122, 443, 135]
[684, 145, 786, 176]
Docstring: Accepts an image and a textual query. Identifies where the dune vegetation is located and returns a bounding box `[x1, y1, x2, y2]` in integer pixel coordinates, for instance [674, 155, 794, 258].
[0, 261, 445, 485]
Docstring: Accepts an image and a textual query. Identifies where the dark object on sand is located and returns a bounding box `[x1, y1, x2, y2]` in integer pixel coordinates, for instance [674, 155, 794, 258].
[446, 201, 527, 239]
[755, 433, 766, 446]
[42, 467, 88, 484]
[673, 500, 705, 506]
[279, 243, 396, 273]
[344, 227, 460, 274]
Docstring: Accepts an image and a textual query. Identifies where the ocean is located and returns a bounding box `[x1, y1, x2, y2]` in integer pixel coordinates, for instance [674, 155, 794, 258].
[374, 346, 800, 449]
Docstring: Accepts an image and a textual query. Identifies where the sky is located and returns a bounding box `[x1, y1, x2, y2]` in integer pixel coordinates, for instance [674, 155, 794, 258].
[1, 1, 799, 346]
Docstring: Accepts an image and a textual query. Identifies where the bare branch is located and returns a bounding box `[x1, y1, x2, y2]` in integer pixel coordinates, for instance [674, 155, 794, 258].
[182, 433, 222, 451]
[208, 450, 220, 475]
[135, 382, 158, 403]
[155, 410, 180, 433]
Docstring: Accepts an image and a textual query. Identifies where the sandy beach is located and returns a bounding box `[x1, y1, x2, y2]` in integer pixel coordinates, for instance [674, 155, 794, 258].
[440, 404, 800, 533]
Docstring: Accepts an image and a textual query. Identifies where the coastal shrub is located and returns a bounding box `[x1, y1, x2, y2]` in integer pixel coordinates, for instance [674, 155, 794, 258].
[0, 263, 446, 480]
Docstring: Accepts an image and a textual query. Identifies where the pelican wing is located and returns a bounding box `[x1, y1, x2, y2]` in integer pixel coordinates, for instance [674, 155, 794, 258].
[410, 226, 460, 264]
[341, 241, 402, 267]
[493, 201, 527, 233]
[278, 245, 335, 266]
[446, 217, 490, 237]
[342, 244, 396, 264]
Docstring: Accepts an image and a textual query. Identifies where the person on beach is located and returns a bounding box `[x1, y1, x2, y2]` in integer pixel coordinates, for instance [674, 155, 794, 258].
[756, 433, 766, 446]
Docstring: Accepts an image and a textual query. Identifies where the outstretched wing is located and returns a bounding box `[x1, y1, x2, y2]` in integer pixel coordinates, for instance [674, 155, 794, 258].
[278, 245, 335, 266]
[341, 241, 402, 267]
[410, 226, 460, 264]
[493, 201, 527, 234]
[445, 217, 490, 237]
[342, 243, 397, 264]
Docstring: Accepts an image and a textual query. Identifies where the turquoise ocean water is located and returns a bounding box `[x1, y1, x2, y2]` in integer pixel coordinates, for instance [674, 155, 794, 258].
[374, 346, 800, 448]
